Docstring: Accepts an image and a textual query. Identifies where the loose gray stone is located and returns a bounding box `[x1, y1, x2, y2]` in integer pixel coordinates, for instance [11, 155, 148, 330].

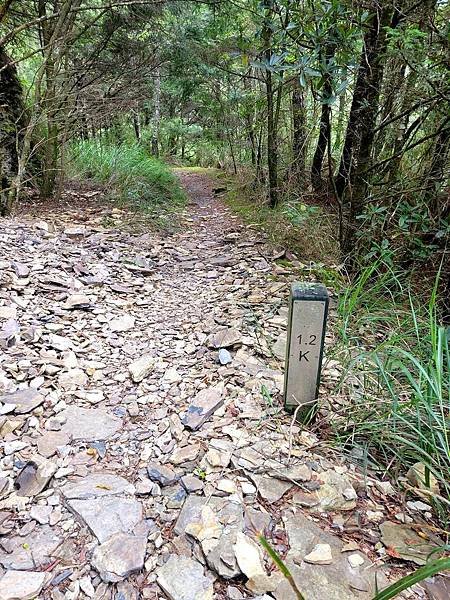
[61, 473, 135, 500]
[60, 406, 122, 441]
[37, 431, 70, 458]
[128, 355, 154, 383]
[91, 532, 147, 583]
[312, 469, 357, 512]
[1, 388, 44, 414]
[249, 474, 292, 503]
[157, 554, 213, 600]
[15, 459, 57, 497]
[30, 505, 53, 525]
[67, 496, 143, 542]
[379, 521, 438, 565]
[218, 348, 232, 365]
[0, 570, 47, 600]
[170, 444, 200, 465]
[275, 513, 387, 600]
[0, 525, 62, 570]
[207, 328, 242, 349]
[181, 475, 204, 493]
[182, 387, 223, 430]
[147, 462, 179, 486]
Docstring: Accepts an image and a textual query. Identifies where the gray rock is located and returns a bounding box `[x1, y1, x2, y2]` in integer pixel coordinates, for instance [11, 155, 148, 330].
[1, 388, 44, 414]
[182, 387, 223, 430]
[91, 532, 147, 583]
[249, 474, 292, 503]
[276, 512, 386, 600]
[218, 349, 232, 365]
[15, 459, 56, 497]
[128, 355, 154, 382]
[207, 328, 242, 349]
[67, 496, 143, 542]
[60, 406, 122, 441]
[170, 444, 200, 465]
[272, 333, 286, 360]
[157, 554, 213, 600]
[0, 570, 47, 600]
[174, 495, 206, 536]
[379, 521, 438, 565]
[37, 431, 70, 458]
[181, 475, 204, 493]
[0, 525, 62, 570]
[115, 581, 139, 600]
[30, 505, 53, 525]
[312, 469, 357, 512]
[61, 473, 135, 500]
[147, 462, 179, 486]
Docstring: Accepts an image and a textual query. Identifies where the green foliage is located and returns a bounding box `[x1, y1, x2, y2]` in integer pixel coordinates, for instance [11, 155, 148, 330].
[68, 140, 185, 226]
[334, 264, 450, 506]
[259, 535, 306, 600]
[226, 183, 338, 263]
[373, 556, 450, 600]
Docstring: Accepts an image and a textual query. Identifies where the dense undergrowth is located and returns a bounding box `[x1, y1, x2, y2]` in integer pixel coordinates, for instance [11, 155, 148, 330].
[225, 177, 339, 264]
[68, 140, 186, 227]
[333, 263, 449, 519]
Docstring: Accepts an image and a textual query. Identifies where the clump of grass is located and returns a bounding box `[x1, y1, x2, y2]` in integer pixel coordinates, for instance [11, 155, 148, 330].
[68, 140, 186, 226]
[331, 263, 449, 512]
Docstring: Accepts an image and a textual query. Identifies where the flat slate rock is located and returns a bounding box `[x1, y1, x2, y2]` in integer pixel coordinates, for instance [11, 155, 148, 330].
[60, 406, 122, 441]
[37, 430, 71, 458]
[67, 496, 143, 542]
[1, 388, 44, 414]
[275, 513, 387, 600]
[0, 570, 47, 600]
[379, 521, 438, 566]
[91, 532, 147, 583]
[61, 473, 135, 500]
[182, 387, 223, 430]
[157, 554, 214, 600]
[207, 328, 242, 349]
[0, 525, 62, 570]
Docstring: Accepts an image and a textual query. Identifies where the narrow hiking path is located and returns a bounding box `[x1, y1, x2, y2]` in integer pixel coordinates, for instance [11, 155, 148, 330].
[0, 170, 433, 599]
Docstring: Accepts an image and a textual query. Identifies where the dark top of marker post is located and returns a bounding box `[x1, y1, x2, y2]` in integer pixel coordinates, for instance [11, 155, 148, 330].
[290, 282, 329, 302]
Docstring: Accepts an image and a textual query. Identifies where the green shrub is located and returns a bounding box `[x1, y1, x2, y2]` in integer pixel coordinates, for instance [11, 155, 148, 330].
[332, 264, 450, 512]
[68, 140, 186, 226]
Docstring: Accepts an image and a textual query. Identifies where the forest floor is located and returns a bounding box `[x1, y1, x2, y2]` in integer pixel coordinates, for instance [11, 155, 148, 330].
[0, 169, 445, 599]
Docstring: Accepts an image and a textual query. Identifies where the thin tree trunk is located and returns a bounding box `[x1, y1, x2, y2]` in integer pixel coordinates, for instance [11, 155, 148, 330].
[133, 113, 141, 141]
[291, 78, 307, 182]
[423, 120, 450, 217]
[311, 44, 335, 192]
[262, 1, 278, 207]
[151, 66, 160, 157]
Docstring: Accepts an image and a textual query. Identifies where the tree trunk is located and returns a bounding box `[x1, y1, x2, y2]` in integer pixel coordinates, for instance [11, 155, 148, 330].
[423, 120, 450, 217]
[335, 6, 392, 200]
[151, 67, 161, 157]
[335, 4, 393, 256]
[0, 47, 25, 215]
[133, 113, 141, 141]
[262, 1, 278, 207]
[311, 44, 335, 192]
[291, 78, 307, 182]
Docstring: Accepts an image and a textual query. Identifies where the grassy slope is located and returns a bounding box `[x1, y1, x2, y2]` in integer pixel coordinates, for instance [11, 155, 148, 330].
[68, 140, 186, 228]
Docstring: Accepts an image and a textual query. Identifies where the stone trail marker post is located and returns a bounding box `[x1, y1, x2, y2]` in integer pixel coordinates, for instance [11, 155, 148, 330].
[284, 282, 329, 420]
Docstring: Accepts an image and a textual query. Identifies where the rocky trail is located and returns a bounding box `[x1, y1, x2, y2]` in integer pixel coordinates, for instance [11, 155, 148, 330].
[0, 171, 445, 600]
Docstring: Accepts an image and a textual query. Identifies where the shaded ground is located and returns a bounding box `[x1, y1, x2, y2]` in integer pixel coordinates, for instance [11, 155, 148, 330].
[0, 170, 444, 599]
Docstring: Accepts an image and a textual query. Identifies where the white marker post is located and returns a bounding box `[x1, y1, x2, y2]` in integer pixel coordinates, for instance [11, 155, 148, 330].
[284, 282, 329, 421]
